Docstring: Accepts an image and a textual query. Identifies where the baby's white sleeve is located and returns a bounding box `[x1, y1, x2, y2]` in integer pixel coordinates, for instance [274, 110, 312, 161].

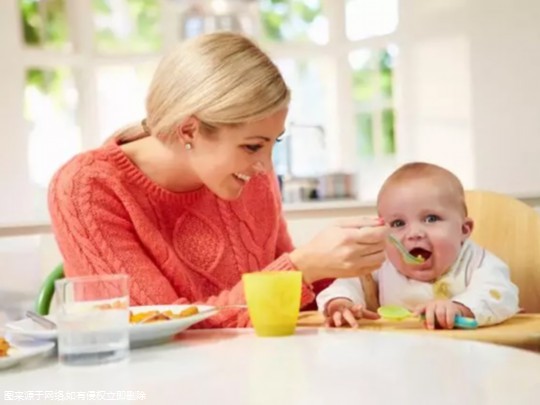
[316, 277, 366, 315]
[452, 252, 519, 326]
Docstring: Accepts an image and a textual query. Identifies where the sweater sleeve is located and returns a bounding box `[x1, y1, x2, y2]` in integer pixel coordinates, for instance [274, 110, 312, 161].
[48, 166, 180, 306]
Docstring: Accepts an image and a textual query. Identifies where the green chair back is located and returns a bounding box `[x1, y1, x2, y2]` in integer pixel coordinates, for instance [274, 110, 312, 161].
[35, 263, 65, 315]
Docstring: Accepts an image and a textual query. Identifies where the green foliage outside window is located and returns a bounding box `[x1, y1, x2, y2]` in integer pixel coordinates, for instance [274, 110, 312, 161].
[379, 49, 393, 98]
[352, 67, 377, 103]
[93, 0, 162, 53]
[356, 113, 374, 156]
[21, 0, 68, 93]
[260, 0, 322, 42]
[382, 108, 395, 154]
[21, 0, 162, 94]
[352, 47, 396, 157]
[21, 0, 68, 48]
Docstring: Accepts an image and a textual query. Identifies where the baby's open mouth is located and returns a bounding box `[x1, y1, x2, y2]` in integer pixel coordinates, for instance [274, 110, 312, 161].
[408, 247, 432, 262]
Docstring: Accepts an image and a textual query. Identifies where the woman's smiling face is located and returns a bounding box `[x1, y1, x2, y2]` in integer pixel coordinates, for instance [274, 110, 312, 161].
[187, 109, 287, 200]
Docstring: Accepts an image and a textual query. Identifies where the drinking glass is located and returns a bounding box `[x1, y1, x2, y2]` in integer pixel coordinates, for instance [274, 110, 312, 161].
[54, 274, 129, 366]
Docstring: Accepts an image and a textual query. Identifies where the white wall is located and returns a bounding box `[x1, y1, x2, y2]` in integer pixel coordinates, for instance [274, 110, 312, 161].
[397, 0, 540, 195]
[470, 0, 540, 194]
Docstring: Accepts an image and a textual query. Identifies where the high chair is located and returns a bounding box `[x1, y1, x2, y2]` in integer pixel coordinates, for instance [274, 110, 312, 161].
[34, 263, 64, 315]
[465, 190, 540, 313]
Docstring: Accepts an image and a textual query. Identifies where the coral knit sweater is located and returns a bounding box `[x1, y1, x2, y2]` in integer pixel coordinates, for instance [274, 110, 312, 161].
[48, 141, 315, 328]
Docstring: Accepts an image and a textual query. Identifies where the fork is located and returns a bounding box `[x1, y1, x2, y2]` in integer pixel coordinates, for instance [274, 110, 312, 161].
[25, 311, 57, 330]
[388, 235, 425, 265]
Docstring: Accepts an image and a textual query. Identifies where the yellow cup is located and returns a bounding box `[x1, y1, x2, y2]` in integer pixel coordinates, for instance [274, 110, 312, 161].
[242, 271, 302, 337]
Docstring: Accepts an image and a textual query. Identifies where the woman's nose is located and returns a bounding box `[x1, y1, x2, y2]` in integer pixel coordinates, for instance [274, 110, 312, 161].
[252, 160, 267, 174]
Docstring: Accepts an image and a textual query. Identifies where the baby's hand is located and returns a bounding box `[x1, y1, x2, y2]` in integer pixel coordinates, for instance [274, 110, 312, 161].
[414, 300, 474, 330]
[325, 298, 380, 328]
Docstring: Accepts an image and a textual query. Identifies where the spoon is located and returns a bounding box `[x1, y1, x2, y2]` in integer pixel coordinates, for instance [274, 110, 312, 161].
[377, 305, 478, 329]
[25, 311, 57, 330]
[388, 235, 426, 265]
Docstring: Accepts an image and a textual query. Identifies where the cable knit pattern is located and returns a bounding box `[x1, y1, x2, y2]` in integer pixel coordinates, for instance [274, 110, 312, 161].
[48, 142, 315, 328]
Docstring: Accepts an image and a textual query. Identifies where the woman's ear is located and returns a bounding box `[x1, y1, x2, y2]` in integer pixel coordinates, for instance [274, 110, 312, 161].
[176, 116, 201, 144]
[461, 217, 474, 240]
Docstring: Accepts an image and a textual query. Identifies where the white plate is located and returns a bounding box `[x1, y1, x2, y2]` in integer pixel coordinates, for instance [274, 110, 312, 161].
[129, 305, 218, 346]
[6, 305, 218, 347]
[0, 339, 55, 371]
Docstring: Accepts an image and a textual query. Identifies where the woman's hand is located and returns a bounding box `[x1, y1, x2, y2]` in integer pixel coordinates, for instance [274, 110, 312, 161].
[325, 298, 380, 328]
[290, 217, 388, 285]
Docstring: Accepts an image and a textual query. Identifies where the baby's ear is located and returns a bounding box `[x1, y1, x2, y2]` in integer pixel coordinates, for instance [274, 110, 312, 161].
[461, 217, 474, 240]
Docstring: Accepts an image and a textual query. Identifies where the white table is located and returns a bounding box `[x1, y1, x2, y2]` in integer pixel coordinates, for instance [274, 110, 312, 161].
[2, 328, 540, 404]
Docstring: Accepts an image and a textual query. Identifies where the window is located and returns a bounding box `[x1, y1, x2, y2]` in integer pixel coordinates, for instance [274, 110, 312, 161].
[25, 66, 81, 188]
[1, 0, 400, 226]
[21, 0, 71, 50]
[96, 62, 157, 141]
[261, 0, 400, 201]
[350, 45, 398, 157]
[272, 58, 329, 178]
[259, 0, 328, 44]
[1, 0, 163, 225]
[93, 0, 163, 53]
[345, 0, 398, 41]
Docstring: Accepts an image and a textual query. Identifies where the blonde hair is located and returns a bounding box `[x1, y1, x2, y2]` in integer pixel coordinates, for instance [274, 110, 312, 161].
[378, 162, 468, 216]
[111, 32, 290, 144]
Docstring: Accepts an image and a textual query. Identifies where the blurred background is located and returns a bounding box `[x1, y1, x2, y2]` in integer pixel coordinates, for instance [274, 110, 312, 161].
[1, 0, 540, 324]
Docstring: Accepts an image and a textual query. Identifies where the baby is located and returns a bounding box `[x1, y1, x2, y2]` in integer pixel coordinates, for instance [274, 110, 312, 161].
[317, 162, 519, 329]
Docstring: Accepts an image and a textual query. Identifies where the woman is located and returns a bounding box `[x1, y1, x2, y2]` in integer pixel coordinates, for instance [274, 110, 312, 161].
[48, 32, 388, 328]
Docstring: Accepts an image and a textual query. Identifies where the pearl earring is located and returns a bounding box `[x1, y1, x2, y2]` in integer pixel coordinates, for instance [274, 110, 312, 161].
[185, 143, 192, 150]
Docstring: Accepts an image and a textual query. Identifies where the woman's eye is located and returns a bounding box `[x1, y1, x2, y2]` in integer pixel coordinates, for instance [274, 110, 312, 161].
[244, 144, 263, 153]
[425, 214, 440, 223]
[276, 137, 283, 143]
[390, 219, 405, 228]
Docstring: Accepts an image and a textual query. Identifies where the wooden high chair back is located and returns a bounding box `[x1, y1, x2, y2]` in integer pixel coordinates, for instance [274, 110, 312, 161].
[465, 190, 540, 313]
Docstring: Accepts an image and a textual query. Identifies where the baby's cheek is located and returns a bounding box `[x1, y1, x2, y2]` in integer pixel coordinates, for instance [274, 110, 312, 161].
[435, 242, 462, 271]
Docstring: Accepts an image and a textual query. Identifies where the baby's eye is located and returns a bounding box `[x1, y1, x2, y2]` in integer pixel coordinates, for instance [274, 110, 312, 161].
[243, 144, 263, 153]
[425, 214, 441, 223]
[390, 219, 405, 228]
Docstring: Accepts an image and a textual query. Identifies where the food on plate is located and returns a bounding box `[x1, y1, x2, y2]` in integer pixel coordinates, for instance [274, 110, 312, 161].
[0, 337, 10, 357]
[94, 300, 128, 310]
[129, 306, 199, 324]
